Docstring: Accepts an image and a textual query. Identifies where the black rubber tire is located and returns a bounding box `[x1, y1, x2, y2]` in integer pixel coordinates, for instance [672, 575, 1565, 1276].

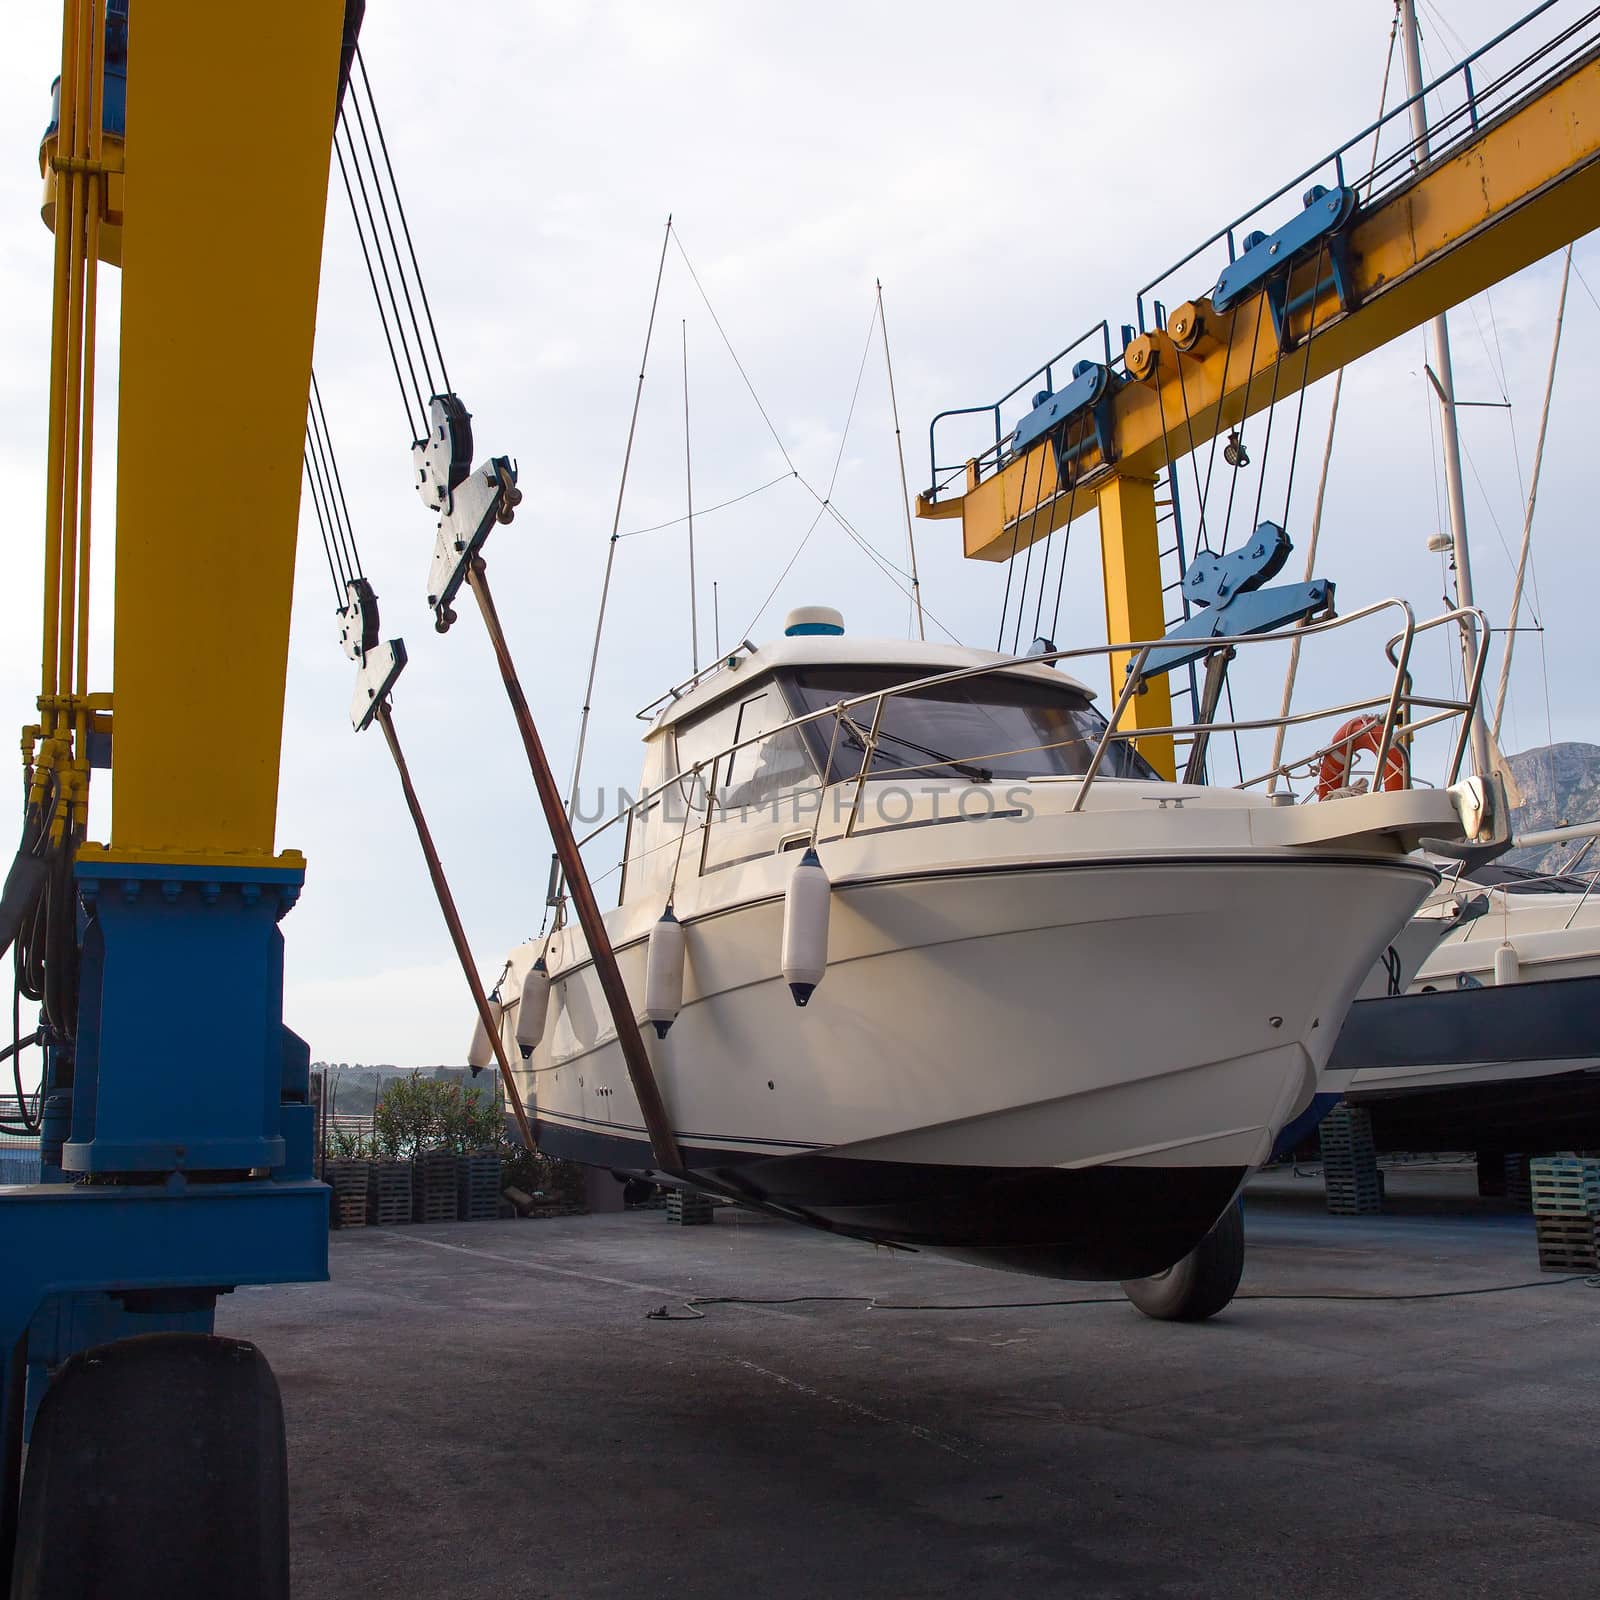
[1120, 1198, 1245, 1322]
[12, 1332, 289, 1600]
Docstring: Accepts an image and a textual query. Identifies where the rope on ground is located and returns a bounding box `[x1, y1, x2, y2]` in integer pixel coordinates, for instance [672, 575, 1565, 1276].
[646, 1275, 1600, 1321]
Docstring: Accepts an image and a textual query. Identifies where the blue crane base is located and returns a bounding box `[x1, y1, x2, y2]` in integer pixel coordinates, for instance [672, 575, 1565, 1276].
[1, 858, 329, 1450]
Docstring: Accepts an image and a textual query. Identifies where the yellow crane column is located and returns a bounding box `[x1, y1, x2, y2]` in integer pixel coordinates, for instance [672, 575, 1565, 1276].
[1095, 475, 1175, 779]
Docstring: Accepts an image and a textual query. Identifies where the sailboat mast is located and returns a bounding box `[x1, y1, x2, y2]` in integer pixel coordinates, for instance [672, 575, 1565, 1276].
[1399, 0, 1491, 777]
[877, 279, 925, 642]
[683, 318, 699, 675]
[1492, 246, 1570, 743]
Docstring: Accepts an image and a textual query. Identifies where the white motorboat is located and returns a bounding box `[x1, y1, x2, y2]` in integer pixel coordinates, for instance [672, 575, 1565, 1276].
[1327, 860, 1600, 1153]
[483, 607, 1492, 1282]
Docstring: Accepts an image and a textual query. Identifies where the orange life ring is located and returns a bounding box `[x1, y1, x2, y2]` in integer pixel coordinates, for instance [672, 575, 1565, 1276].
[1314, 714, 1408, 800]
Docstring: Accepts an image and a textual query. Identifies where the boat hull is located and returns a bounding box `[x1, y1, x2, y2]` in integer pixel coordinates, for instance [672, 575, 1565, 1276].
[526, 853, 1435, 1276]
[1331, 973, 1600, 1151]
[537, 1115, 1244, 1280]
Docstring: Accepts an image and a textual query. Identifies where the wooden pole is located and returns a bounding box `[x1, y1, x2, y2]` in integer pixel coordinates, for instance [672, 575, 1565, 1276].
[465, 558, 684, 1174]
[374, 699, 534, 1151]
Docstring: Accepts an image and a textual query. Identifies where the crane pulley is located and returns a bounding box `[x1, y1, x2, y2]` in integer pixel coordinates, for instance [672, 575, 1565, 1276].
[320, 52, 684, 1174]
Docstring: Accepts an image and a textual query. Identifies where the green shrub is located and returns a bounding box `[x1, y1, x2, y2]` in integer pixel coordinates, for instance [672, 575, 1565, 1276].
[371, 1072, 507, 1159]
[327, 1125, 369, 1160]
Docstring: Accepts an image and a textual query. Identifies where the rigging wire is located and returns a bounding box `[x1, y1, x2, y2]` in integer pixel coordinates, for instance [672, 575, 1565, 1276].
[1276, 239, 1330, 528]
[566, 216, 674, 820]
[300, 373, 535, 1148]
[994, 444, 1041, 651]
[617, 473, 795, 539]
[345, 91, 436, 402]
[331, 45, 455, 442]
[336, 126, 428, 433]
[1045, 418, 1086, 649]
[735, 507, 830, 643]
[352, 46, 452, 397]
[1477, 246, 1568, 744]
[1216, 292, 1271, 556]
[668, 232, 960, 644]
[333, 135, 422, 442]
[1009, 447, 1051, 655]
[1034, 412, 1082, 645]
[671, 227, 798, 476]
[312, 370, 366, 580]
[302, 453, 347, 605]
[827, 300, 882, 499]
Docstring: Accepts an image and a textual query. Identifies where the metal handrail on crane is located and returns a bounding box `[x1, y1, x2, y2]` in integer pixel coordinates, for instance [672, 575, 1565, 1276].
[921, 0, 1600, 508]
[1132, 0, 1593, 331]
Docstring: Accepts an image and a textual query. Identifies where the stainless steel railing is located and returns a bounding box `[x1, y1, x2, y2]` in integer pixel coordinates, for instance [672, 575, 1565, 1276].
[563, 598, 1489, 907]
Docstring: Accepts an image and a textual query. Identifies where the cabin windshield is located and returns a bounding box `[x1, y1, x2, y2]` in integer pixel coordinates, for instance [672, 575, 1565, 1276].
[778, 665, 1159, 783]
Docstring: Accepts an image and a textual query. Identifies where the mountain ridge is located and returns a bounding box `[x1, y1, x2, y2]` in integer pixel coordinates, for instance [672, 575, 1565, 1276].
[1505, 741, 1600, 874]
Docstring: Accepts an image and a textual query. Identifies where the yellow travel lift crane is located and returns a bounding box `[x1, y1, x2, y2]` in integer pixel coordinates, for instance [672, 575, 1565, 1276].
[1, 0, 1598, 1594]
[3, 2, 679, 1590]
[918, 0, 1600, 780]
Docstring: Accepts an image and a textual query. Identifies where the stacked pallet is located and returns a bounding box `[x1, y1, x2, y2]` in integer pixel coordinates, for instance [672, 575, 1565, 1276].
[1503, 1154, 1534, 1213]
[665, 1190, 716, 1226]
[368, 1160, 413, 1225]
[413, 1149, 461, 1223]
[457, 1153, 503, 1221]
[325, 1159, 370, 1229]
[1319, 1105, 1382, 1216]
[1532, 1157, 1600, 1272]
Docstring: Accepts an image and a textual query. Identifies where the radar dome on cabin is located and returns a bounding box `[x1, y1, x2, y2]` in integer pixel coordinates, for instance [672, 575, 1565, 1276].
[783, 606, 844, 637]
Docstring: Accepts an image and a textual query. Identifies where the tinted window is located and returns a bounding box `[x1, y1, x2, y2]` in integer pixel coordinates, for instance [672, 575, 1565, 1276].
[781, 665, 1158, 783]
[673, 679, 821, 813]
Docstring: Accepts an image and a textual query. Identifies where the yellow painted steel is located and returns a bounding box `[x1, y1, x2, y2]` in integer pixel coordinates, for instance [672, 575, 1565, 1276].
[31, 0, 108, 851]
[923, 43, 1600, 646]
[107, 0, 346, 862]
[1095, 477, 1175, 780]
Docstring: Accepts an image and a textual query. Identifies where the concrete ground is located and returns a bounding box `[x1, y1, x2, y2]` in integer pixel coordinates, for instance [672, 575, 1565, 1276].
[219, 1169, 1600, 1600]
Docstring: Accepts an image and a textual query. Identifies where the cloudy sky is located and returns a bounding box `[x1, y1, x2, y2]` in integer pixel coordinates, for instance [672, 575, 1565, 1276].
[1, 0, 1595, 1065]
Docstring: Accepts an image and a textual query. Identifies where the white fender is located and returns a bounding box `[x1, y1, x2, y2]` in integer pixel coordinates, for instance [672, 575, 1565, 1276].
[782, 847, 830, 1007]
[467, 995, 503, 1071]
[515, 956, 551, 1058]
[643, 907, 686, 1038]
[1493, 941, 1520, 987]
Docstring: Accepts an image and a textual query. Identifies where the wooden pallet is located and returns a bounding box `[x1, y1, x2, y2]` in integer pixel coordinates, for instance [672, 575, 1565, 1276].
[413, 1150, 461, 1223]
[1320, 1106, 1382, 1217]
[665, 1191, 715, 1226]
[457, 1153, 503, 1222]
[1535, 1213, 1599, 1272]
[325, 1160, 370, 1229]
[1530, 1157, 1600, 1218]
[367, 1160, 413, 1226]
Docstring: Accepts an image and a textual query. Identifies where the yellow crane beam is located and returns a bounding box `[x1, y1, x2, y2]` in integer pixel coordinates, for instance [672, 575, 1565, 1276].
[100, 0, 347, 865]
[917, 29, 1600, 772]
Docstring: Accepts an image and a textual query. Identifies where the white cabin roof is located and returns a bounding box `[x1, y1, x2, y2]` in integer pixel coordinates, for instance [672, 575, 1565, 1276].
[644, 630, 1099, 736]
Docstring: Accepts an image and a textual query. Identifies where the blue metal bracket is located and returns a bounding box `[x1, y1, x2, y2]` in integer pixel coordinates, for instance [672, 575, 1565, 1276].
[1211, 185, 1360, 351]
[0, 1179, 329, 1354]
[66, 861, 305, 1175]
[0, 855, 331, 1433]
[1134, 520, 1333, 680]
[1008, 360, 1117, 488]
